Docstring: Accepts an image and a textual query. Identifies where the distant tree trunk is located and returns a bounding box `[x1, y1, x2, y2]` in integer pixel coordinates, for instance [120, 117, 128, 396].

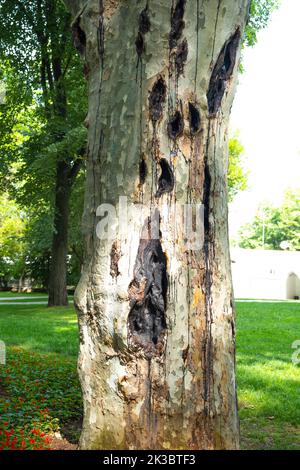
[18, 271, 25, 293]
[46, 1, 78, 307]
[48, 161, 70, 306]
[65, 0, 250, 449]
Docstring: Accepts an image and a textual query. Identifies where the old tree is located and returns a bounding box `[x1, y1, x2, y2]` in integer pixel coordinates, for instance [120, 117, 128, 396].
[64, 0, 250, 449]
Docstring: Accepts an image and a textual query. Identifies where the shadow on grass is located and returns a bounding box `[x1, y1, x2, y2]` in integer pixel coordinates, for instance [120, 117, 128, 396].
[0, 304, 79, 358]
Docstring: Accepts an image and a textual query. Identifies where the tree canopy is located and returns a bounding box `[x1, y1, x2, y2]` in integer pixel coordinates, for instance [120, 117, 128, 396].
[238, 188, 300, 250]
[228, 135, 248, 202]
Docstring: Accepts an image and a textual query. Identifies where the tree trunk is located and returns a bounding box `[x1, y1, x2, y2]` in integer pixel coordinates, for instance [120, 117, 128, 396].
[67, 0, 250, 450]
[48, 161, 70, 306]
[18, 272, 24, 293]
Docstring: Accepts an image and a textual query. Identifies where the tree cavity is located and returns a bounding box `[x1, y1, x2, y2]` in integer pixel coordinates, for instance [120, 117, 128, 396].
[207, 29, 241, 115]
[169, 0, 186, 49]
[156, 158, 174, 197]
[139, 157, 148, 185]
[168, 110, 184, 140]
[136, 5, 151, 58]
[128, 212, 168, 357]
[188, 103, 200, 134]
[149, 77, 167, 124]
[72, 18, 86, 56]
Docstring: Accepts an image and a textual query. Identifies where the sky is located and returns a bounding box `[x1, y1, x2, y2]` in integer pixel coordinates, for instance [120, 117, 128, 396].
[229, 0, 300, 237]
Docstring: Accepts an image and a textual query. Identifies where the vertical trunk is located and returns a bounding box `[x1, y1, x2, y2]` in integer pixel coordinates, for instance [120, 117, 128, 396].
[43, 0, 70, 307]
[18, 272, 24, 293]
[48, 161, 70, 307]
[69, 0, 250, 449]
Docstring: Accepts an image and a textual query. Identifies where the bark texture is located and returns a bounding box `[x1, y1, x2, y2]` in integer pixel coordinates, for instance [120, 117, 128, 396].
[67, 0, 250, 450]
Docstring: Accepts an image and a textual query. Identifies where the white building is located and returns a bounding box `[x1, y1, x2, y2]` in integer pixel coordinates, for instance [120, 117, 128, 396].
[231, 248, 300, 300]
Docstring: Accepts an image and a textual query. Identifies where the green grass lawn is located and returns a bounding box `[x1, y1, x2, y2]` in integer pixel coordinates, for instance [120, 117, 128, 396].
[236, 300, 300, 450]
[0, 293, 299, 449]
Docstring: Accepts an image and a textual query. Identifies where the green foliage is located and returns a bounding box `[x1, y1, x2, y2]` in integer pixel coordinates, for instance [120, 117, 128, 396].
[238, 188, 300, 250]
[24, 211, 53, 288]
[0, 0, 88, 195]
[228, 135, 249, 202]
[245, 0, 280, 47]
[0, 0, 87, 289]
[0, 194, 26, 284]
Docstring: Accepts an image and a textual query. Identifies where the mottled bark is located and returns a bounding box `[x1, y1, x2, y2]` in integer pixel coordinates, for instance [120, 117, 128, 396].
[66, 0, 250, 450]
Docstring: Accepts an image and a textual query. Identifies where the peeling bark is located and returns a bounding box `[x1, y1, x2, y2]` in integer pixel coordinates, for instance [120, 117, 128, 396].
[64, 0, 250, 450]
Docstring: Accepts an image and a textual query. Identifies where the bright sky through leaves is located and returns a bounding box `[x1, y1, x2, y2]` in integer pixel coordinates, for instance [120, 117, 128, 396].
[229, 0, 300, 236]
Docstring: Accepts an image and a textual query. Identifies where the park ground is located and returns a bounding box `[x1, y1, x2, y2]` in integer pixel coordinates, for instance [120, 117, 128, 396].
[0, 293, 299, 450]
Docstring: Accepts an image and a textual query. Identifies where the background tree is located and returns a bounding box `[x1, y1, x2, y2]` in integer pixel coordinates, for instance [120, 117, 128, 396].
[0, 194, 26, 289]
[228, 135, 248, 202]
[0, 0, 87, 305]
[238, 188, 300, 250]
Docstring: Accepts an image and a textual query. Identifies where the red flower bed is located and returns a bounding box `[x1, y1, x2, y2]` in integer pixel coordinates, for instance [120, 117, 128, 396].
[0, 347, 82, 450]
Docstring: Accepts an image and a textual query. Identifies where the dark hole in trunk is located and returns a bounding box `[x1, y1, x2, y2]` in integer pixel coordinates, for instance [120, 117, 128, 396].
[135, 6, 150, 58]
[175, 38, 188, 76]
[139, 158, 148, 185]
[135, 31, 145, 57]
[149, 77, 167, 123]
[207, 28, 241, 116]
[128, 212, 168, 356]
[156, 158, 174, 197]
[168, 110, 184, 140]
[188, 103, 201, 134]
[72, 19, 86, 56]
[139, 6, 151, 34]
[169, 0, 186, 49]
